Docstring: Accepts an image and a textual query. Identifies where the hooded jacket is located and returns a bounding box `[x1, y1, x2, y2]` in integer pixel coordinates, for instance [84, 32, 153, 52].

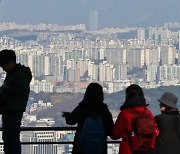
[112, 96, 158, 154]
[0, 63, 32, 113]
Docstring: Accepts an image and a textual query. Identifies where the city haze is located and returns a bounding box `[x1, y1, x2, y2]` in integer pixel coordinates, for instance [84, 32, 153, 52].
[1, 1, 180, 153]
[0, 0, 180, 27]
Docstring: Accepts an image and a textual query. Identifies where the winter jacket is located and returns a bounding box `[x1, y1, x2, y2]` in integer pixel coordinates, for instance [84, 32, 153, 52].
[112, 96, 158, 154]
[0, 63, 32, 113]
[64, 100, 114, 154]
[155, 111, 180, 154]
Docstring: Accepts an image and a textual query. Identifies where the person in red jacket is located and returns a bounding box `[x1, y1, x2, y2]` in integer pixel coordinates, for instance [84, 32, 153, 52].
[112, 84, 158, 154]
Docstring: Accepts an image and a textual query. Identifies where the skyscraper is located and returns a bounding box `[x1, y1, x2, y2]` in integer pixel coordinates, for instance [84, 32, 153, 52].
[89, 10, 98, 31]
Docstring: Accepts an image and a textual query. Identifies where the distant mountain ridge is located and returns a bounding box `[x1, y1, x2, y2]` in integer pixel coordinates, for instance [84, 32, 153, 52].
[0, 0, 180, 28]
[33, 85, 180, 126]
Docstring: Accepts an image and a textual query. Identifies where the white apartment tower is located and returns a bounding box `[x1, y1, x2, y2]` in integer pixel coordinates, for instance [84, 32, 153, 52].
[137, 28, 145, 44]
[149, 28, 159, 40]
[106, 64, 114, 82]
[157, 65, 180, 82]
[99, 62, 106, 82]
[144, 47, 159, 66]
[16, 52, 29, 66]
[33, 54, 45, 77]
[160, 46, 176, 65]
[118, 64, 127, 80]
[147, 65, 158, 82]
[126, 48, 144, 68]
[105, 48, 126, 66]
[76, 59, 89, 77]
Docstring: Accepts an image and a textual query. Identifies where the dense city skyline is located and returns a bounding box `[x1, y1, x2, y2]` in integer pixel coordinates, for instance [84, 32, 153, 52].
[0, 0, 180, 151]
[1, 22, 180, 94]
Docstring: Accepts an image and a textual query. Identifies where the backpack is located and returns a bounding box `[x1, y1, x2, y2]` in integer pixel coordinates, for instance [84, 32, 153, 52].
[130, 109, 157, 152]
[77, 115, 106, 154]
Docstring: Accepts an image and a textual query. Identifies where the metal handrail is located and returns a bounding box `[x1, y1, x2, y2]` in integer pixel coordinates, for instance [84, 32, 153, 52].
[0, 127, 76, 131]
[0, 127, 120, 145]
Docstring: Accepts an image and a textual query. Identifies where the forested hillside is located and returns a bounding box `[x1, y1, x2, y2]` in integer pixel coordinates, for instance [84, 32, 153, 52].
[30, 86, 180, 126]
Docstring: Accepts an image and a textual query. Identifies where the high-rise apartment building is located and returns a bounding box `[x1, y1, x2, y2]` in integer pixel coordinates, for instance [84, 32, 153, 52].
[67, 68, 80, 82]
[99, 62, 106, 82]
[99, 61, 115, 82]
[92, 64, 99, 81]
[144, 47, 159, 66]
[126, 48, 144, 68]
[149, 28, 159, 40]
[118, 64, 127, 80]
[89, 10, 98, 31]
[157, 65, 180, 82]
[33, 54, 45, 77]
[148, 28, 172, 40]
[146, 65, 158, 82]
[105, 48, 126, 66]
[76, 59, 89, 77]
[137, 28, 145, 41]
[16, 52, 29, 66]
[106, 64, 114, 82]
[47, 54, 63, 77]
[160, 46, 176, 65]
[178, 50, 180, 64]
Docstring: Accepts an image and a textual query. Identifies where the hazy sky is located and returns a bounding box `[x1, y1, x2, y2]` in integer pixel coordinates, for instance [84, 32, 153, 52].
[0, 0, 180, 28]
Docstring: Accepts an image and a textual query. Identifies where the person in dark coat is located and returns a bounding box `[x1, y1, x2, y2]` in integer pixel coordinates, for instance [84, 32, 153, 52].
[112, 84, 158, 154]
[155, 92, 180, 154]
[0, 49, 32, 154]
[62, 82, 113, 154]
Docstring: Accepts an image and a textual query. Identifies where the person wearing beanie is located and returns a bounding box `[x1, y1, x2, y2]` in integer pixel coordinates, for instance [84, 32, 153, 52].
[155, 92, 180, 154]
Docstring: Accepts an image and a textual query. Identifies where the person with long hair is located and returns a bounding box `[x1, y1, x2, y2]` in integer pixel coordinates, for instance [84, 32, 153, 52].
[155, 92, 180, 154]
[112, 84, 158, 154]
[62, 82, 113, 154]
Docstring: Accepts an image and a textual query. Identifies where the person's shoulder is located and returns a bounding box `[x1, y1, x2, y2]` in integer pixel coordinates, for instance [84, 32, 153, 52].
[100, 103, 112, 112]
[154, 114, 164, 121]
[154, 114, 160, 118]
[17, 64, 31, 73]
[15, 64, 32, 78]
[119, 108, 133, 117]
[101, 102, 108, 108]
[145, 108, 154, 115]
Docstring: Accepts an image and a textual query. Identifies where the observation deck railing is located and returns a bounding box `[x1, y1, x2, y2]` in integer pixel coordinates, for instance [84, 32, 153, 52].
[0, 127, 120, 145]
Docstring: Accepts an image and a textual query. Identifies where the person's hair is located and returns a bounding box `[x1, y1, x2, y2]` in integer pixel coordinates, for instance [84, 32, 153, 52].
[0, 49, 16, 67]
[83, 82, 104, 103]
[125, 84, 145, 102]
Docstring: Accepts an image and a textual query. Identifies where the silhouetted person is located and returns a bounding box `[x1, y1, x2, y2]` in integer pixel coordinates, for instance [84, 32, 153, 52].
[62, 82, 113, 154]
[0, 49, 32, 154]
[155, 92, 180, 154]
[112, 84, 158, 154]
